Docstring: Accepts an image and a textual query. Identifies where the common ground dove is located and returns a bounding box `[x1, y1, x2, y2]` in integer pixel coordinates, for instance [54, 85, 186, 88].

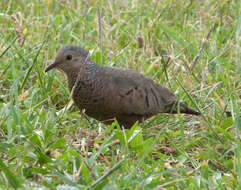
[46, 46, 200, 128]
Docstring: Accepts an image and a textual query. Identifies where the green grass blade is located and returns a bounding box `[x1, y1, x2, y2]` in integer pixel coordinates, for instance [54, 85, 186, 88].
[0, 158, 22, 189]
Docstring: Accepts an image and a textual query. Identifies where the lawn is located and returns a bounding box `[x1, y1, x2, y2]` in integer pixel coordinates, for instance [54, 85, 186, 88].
[0, 0, 240, 189]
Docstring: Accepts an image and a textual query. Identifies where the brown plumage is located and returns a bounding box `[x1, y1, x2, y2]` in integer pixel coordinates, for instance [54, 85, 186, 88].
[45, 45, 200, 128]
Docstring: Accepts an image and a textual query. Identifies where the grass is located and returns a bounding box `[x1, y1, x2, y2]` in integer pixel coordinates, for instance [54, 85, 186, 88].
[0, 0, 240, 189]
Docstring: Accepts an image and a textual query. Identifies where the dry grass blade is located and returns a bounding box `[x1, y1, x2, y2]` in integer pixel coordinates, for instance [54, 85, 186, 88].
[190, 24, 215, 72]
[98, 7, 103, 64]
[201, 60, 209, 88]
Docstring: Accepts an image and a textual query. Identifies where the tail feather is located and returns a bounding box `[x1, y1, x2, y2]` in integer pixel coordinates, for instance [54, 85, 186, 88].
[168, 101, 200, 115]
[179, 102, 200, 115]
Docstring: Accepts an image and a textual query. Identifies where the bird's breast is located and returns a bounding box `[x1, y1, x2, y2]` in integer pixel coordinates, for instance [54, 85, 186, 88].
[72, 76, 107, 110]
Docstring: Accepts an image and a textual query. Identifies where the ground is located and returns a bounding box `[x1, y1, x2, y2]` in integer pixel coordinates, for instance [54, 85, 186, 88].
[0, 0, 240, 189]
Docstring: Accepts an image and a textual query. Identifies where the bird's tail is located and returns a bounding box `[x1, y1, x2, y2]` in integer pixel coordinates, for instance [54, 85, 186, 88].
[168, 101, 200, 115]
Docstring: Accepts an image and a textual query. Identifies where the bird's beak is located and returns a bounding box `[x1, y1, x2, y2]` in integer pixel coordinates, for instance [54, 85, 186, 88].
[45, 61, 60, 72]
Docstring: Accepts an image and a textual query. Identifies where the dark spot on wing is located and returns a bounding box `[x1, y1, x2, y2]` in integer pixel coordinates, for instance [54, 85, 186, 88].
[145, 95, 150, 107]
[126, 88, 133, 95]
[160, 96, 167, 104]
[151, 88, 159, 107]
[144, 88, 149, 107]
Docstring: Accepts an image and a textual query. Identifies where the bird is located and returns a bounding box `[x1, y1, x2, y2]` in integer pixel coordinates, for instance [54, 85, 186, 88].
[45, 45, 200, 128]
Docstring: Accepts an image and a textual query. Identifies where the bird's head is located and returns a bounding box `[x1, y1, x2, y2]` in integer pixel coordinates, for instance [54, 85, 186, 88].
[45, 45, 90, 73]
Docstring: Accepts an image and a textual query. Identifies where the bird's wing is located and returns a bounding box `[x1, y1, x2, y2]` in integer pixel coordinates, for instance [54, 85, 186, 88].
[103, 67, 177, 116]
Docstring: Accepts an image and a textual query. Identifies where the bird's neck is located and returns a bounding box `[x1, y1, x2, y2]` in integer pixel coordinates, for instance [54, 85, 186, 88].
[66, 70, 79, 92]
[66, 61, 100, 91]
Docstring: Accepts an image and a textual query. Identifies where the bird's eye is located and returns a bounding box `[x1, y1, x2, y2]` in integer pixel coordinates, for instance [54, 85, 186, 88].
[66, 54, 72, 60]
